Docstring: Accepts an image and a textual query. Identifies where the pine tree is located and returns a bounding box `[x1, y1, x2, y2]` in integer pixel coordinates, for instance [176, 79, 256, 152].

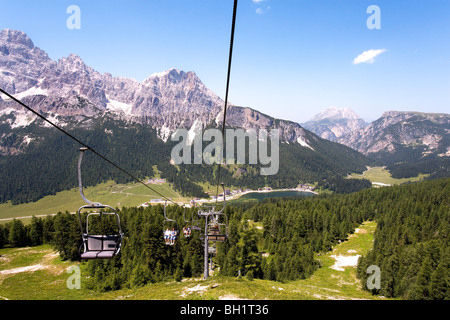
[224, 245, 239, 277]
[409, 257, 433, 300]
[52, 212, 80, 260]
[0, 224, 5, 248]
[29, 216, 43, 246]
[42, 215, 54, 244]
[8, 219, 28, 247]
[130, 264, 150, 288]
[429, 262, 448, 300]
[236, 225, 262, 278]
[174, 267, 183, 282]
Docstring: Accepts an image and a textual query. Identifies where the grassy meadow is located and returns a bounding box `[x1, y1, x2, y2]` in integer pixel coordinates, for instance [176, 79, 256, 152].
[0, 180, 184, 224]
[349, 166, 429, 186]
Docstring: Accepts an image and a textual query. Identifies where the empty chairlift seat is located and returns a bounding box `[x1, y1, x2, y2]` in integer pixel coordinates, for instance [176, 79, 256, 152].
[78, 210, 124, 260]
[208, 234, 227, 242]
[80, 234, 122, 260]
[207, 225, 228, 242]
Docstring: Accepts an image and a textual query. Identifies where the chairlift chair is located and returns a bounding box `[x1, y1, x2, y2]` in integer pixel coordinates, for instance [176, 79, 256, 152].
[207, 215, 228, 242]
[76, 148, 124, 260]
[198, 184, 229, 243]
[208, 245, 217, 255]
[163, 201, 179, 246]
[182, 203, 202, 237]
[182, 208, 192, 238]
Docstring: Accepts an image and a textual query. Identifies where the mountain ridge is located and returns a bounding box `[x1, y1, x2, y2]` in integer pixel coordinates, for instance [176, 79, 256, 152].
[0, 29, 317, 148]
[305, 106, 449, 171]
[0, 29, 371, 204]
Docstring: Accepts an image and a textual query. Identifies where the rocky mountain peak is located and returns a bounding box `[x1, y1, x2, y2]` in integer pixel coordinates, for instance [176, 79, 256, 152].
[311, 106, 362, 122]
[0, 29, 34, 49]
[0, 29, 321, 151]
[303, 106, 367, 142]
[338, 110, 449, 161]
[0, 30, 55, 94]
[61, 53, 84, 63]
[145, 68, 198, 85]
[57, 53, 90, 74]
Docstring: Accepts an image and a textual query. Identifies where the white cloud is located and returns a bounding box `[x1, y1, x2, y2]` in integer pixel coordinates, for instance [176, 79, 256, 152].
[352, 49, 387, 65]
[256, 6, 270, 14]
[253, 0, 270, 14]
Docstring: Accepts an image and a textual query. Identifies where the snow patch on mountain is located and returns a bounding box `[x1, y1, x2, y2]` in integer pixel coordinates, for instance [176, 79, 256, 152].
[21, 135, 34, 146]
[106, 96, 133, 115]
[1, 87, 48, 101]
[10, 111, 37, 128]
[297, 136, 314, 151]
[187, 119, 203, 146]
[149, 70, 171, 78]
[41, 113, 61, 128]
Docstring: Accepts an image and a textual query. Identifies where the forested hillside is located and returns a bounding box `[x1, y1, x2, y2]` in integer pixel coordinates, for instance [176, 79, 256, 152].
[357, 179, 449, 299]
[1, 178, 447, 299]
[387, 157, 450, 180]
[0, 116, 370, 205]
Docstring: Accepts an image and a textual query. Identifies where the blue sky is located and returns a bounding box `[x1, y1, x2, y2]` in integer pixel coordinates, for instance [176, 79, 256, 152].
[0, 0, 449, 123]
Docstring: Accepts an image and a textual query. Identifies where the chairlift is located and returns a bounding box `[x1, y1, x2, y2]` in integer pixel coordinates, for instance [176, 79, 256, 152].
[208, 245, 217, 255]
[163, 201, 179, 246]
[76, 148, 124, 260]
[182, 208, 193, 238]
[207, 215, 228, 242]
[198, 184, 229, 243]
[182, 201, 202, 237]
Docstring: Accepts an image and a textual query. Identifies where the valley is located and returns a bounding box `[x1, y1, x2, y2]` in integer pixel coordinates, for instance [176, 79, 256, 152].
[0, 29, 372, 209]
[0, 24, 448, 305]
[0, 178, 316, 223]
[0, 171, 448, 302]
[0, 180, 183, 223]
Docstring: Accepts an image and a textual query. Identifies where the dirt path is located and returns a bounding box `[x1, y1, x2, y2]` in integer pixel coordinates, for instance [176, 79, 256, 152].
[0, 212, 76, 222]
[0, 250, 59, 276]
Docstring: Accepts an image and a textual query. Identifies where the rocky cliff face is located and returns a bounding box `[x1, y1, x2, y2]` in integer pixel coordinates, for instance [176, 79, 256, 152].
[304, 105, 449, 164]
[338, 111, 450, 160]
[0, 29, 314, 147]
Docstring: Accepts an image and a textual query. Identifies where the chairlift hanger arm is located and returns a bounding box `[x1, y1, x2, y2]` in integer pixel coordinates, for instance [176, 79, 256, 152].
[217, 183, 226, 214]
[78, 147, 102, 207]
[163, 201, 177, 222]
[183, 207, 189, 223]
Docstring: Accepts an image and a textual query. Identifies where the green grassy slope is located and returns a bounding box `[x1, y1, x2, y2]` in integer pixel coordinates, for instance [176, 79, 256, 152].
[349, 166, 429, 186]
[0, 181, 184, 223]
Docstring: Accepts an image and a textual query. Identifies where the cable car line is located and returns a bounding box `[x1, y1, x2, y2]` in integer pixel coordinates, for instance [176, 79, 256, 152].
[215, 0, 238, 203]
